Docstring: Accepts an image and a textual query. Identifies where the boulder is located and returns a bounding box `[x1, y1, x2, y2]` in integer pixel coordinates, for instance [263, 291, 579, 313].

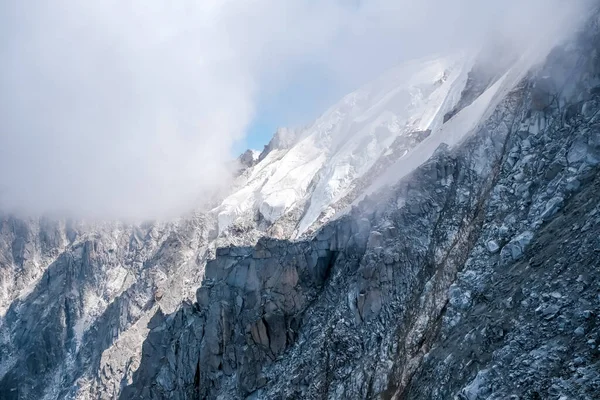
[500, 231, 534, 264]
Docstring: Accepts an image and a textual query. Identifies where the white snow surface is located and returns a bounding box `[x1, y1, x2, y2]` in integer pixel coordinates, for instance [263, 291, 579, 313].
[214, 54, 473, 236]
[361, 45, 552, 200]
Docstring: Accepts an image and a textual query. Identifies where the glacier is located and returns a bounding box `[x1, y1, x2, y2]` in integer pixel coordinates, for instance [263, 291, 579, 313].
[215, 54, 473, 237]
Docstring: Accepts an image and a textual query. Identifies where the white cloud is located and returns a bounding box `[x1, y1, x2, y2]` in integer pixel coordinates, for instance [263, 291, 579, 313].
[0, 0, 591, 219]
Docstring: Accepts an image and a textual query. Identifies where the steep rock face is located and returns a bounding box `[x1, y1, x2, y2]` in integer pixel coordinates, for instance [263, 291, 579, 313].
[406, 160, 600, 400]
[0, 217, 70, 315]
[0, 216, 212, 400]
[120, 14, 600, 400]
[121, 220, 368, 400]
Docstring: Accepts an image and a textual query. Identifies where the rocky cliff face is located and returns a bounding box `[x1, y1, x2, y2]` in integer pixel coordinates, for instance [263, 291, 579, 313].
[0, 216, 214, 399]
[120, 14, 600, 400]
[2, 10, 600, 400]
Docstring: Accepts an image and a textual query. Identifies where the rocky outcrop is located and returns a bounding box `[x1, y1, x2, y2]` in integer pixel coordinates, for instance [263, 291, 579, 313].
[121, 218, 369, 399]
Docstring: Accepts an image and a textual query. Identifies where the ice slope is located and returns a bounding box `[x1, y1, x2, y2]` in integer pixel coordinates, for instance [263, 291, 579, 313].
[361, 43, 560, 200]
[214, 54, 473, 236]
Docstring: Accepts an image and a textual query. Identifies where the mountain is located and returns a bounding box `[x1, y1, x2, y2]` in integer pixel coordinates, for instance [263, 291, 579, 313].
[2, 9, 600, 400]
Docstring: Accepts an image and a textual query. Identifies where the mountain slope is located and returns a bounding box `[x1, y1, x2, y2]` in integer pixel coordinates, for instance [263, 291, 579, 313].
[120, 14, 600, 399]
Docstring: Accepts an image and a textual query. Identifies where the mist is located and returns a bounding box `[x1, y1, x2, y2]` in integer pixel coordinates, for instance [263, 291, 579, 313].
[0, 0, 592, 219]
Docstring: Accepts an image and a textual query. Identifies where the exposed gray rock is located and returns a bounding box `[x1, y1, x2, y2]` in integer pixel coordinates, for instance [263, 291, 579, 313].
[485, 239, 500, 254]
[541, 196, 564, 221]
[500, 230, 534, 264]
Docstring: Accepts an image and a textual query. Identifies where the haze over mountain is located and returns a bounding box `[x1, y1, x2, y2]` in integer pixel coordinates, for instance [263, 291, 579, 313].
[0, 0, 588, 219]
[1, 1, 600, 399]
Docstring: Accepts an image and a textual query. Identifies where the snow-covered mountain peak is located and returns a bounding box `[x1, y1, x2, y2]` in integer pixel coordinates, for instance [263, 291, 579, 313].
[214, 54, 472, 236]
